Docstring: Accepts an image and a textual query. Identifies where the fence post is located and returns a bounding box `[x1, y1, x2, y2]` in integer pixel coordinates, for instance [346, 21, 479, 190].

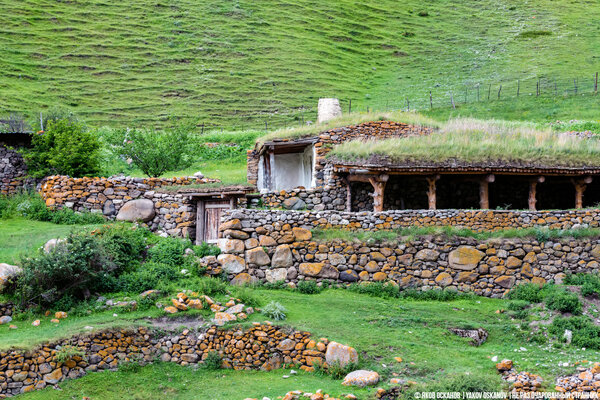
[574, 78, 578, 95]
[451, 93, 455, 109]
[487, 84, 491, 101]
[477, 85, 480, 102]
[406, 97, 410, 111]
[464, 87, 467, 103]
[429, 91, 433, 109]
[497, 85, 502, 99]
[201, 123, 204, 134]
[536, 80, 539, 96]
[595, 72, 598, 94]
[349, 99, 352, 114]
[517, 80, 520, 97]
[265, 121, 268, 133]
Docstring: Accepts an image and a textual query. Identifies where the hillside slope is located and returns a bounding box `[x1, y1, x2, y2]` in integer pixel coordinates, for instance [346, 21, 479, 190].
[1, 0, 599, 128]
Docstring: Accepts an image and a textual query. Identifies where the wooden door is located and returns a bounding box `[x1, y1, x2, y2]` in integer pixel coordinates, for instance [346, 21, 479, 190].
[196, 200, 232, 244]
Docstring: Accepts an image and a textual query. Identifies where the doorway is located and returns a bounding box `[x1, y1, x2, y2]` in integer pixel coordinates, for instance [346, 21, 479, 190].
[196, 199, 232, 244]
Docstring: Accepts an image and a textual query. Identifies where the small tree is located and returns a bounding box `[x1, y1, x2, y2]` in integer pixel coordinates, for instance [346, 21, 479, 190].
[110, 127, 193, 177]
[23, 118, 101, 178]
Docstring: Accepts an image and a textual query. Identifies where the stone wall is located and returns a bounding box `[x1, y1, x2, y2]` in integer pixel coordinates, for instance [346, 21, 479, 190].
[250, 121, 432, 211]
[217, 209, 600, 297]
[39, 175, 219, 238]
[0, 146, 32, 195]
[0, 323, 344, 397]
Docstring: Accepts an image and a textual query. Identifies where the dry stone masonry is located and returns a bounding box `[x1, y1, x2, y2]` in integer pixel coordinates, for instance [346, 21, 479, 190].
[0, 323, 356, 397]
[219, 209, 600, 297]
[39, 175, 218, 238]
[0, 146, 32, 195]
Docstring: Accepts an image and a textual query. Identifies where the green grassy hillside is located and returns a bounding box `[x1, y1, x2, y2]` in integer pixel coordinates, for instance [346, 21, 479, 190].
[1, 0, 599, 128]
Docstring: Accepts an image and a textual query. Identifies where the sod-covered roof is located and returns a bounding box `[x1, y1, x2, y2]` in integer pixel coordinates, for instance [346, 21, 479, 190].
[329, 119, 600, 173]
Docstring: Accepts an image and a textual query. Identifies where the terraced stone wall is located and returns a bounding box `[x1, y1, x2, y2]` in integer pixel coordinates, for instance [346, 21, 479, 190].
[0, 323, 346, 397]
[217, 209, 600, 296]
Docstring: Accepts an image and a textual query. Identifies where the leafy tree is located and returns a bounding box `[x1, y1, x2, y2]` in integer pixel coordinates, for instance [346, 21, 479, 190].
[22, 118, 101, 178]
[109, 127, 193, 177]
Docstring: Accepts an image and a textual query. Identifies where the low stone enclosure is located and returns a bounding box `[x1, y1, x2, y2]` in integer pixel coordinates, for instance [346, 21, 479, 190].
[0, 146, 33, 196]
[0, 323, 355, 397]
[217, 209, 600, 297]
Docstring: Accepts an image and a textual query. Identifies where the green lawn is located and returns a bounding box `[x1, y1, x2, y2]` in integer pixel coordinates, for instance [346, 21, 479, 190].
[0, 218, 105, 264]
[1, 0, 600, 129]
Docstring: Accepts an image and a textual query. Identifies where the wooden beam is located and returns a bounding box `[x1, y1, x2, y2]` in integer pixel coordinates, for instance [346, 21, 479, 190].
[479, 180, 490, 209]
[426, 175, 439, 210]
[572, 177, 592, 209]
[528, 181, 537, 211]
[368, 175, 388, 212]
[344, 176, 352, 212]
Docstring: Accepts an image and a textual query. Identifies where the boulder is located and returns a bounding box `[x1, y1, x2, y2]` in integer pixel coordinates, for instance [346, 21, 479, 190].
[299, 263, 324, 277]
[448, 246, 484, 271]
[0, 263, 22, 292]
[266, 268, 288, 283]
[415, 249, 440, 262]
[116, 199, 155, 222]
[342, 370, 380, 387]
[325, 341, 358, 367]
[435, 272, 453, 287]
[43, 238, 66, 253]
[231, 273, 257, 286]
[449, 327, 488, 346]
[246, 247, 270, 266]
[272, 244, 293, 268]
[218, 254, 246, 274]
[283, 197, 306, 210]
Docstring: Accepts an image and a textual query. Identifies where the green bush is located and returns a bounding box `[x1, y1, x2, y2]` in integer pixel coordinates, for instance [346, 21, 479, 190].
[550, 316, 600, 349]
[107, 126, 194, 177]
[118, 261, 181, 293]
[203, 351, 222, 370]
[507, 283, 545, 303]
[96, 224, 149, 271]
[507, 300, 530, 311]
[193, 242, 221, 258]
[196, 277, 228, 297]
[262, 301, 286, 321]
[22, 118, 101, 178]
[546, 290, 582, 314]
[147, 237, 189, 267]
[297, 280, 322, 295]
[565, 273, 600, 297]
[15, 231, 117, 306]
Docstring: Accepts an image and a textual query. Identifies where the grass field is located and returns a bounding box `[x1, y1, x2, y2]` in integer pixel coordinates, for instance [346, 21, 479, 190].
[2, 0, 600, 129]
[0, 218, 106, 264]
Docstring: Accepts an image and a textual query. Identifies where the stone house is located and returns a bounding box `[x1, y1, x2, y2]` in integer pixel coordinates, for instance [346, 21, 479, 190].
[247, 120, 600, 212]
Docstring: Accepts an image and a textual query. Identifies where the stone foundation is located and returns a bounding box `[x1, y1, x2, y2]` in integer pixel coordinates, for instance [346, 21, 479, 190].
[0, 322, 343, 397]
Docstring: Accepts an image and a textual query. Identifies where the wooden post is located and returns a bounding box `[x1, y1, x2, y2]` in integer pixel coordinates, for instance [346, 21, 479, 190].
[572, 176, 592, 209]
[368, 175, 388, 212]
[498, 85, 502, 99]
[595, 72, 598, 94]
[479, 174, 495, 209]
[451, 93, 455, 109]
[429, 91, 433, 109]
[517, 80, 520, 97]
[344, 176, 352, 212]
[426, 175, 439, 210]
[268, 148, 275, 191]
[528, 176, 545, 211]
[349, 99, 352, 114]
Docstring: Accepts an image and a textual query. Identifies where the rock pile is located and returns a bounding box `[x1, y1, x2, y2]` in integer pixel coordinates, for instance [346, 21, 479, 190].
[496, 359, 543, 394]
[555, 362, 600, 394]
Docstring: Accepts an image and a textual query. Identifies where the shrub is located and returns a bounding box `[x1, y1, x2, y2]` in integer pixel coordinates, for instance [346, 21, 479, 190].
[203, 351, 222, 370]
[565, 273, 600, 297]
[147, 237, 189, 267]
[107, 126, 194, 177]
[507, 300, 530, 311]
[96, 224, 149, 271]
[118, 261, 180, 293]
[193, 242, 221, 258]
[15, 231, 117, 306]
[262, 301, 287, 321]
[507, 283, 545, 303]
[546, 290, 582, 314]
[196, 277, 228, 297]
[22, 118, 101, 178]
[230, 286, 262, 308]
[54, 345, 86, 363]
[297, 280, 321, 295]
[550, 316, 600, 349]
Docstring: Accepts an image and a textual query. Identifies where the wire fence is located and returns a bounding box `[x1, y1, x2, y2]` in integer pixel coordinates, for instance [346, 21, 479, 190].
[202, 73, 600, 134]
